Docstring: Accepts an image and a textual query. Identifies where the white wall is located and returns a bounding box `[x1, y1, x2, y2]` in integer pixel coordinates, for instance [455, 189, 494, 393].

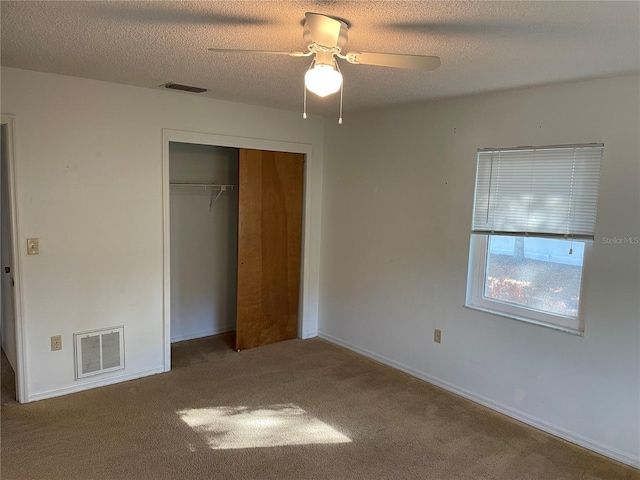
[0, 67, 324, 401]
[169, 143, 238, 342]
[319, 75, 640, 466]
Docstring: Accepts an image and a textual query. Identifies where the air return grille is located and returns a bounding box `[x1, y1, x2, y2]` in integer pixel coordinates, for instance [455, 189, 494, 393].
[74, 327, 125, 379]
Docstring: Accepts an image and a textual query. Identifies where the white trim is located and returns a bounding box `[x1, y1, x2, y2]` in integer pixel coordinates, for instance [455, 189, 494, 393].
[27, 367, 164, 403]
[318, 332, 640, 469]
[0, 114, 27, 403]
[170, 326, 235, 344]
[162, 132, 171, 371]
[462, 304, 584, 336]
[162, 129, 316, 372]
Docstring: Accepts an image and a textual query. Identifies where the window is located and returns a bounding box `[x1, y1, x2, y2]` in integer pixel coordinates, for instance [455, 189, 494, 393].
[466, 144, 603, 334]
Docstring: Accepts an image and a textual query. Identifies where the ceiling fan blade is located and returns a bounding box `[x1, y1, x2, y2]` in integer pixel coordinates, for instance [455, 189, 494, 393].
[344, 52, 441, 71]
[208, 48, 308, 57]
[96, 4, 272, 27]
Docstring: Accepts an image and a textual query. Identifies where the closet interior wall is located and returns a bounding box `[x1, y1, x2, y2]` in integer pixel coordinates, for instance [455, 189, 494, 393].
[169, 142, 238, 343]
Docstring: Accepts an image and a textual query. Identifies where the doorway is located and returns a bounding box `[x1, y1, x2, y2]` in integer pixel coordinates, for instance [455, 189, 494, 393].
[0, 116, 23, 404]
[163, 130, 317, 371]
[1, 123, 16, 404]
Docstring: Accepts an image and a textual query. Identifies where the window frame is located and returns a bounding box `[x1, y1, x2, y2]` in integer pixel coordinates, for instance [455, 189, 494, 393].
[466, 234, 592, 335]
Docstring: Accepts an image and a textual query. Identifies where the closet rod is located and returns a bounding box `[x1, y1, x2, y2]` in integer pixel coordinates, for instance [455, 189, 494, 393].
[169, 183, 236, 189]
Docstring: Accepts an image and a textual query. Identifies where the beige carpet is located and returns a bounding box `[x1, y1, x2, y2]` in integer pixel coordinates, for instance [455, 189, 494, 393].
[1, 334, 638, 480]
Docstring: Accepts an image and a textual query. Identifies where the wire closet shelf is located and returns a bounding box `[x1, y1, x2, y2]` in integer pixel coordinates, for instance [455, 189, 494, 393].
[169, 183, 237, 210]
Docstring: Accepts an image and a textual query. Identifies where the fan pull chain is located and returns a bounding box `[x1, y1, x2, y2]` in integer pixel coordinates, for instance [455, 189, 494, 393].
[303, 58, 316, 120]
[303, 85, 307, 119]
[338, 82, 344, 124]
[335, 60, 343, 124]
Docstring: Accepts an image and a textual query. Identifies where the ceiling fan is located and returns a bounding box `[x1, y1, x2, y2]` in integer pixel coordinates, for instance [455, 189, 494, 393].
[209, 12, 441, 123]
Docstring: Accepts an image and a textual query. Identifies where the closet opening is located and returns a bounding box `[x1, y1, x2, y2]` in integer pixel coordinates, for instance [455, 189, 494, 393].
[169, 142, 239, 366]
[163, 130, 311, 371]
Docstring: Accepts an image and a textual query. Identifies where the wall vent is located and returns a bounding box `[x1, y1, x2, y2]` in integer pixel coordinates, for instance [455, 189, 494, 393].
[163, 82, 207, 93]
[74, 326, 125, 379]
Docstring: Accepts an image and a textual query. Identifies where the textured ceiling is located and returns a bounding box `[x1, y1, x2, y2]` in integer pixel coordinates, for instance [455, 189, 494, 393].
[2, 1, 639, 117]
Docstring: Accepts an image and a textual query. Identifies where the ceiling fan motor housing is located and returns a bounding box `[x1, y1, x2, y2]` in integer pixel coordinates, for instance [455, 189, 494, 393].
[303, 12, 349, 51]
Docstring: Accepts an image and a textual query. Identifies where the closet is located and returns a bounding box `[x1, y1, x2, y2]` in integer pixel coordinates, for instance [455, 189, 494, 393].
[169, 143, 238, 344]
[169, 142, 304, 352]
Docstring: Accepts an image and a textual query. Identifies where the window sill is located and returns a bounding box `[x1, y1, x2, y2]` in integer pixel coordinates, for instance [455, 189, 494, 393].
[463, 303, 585, 337]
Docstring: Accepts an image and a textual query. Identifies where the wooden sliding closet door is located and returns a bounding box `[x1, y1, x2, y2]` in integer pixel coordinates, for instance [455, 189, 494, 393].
[235, 149, 304, 351]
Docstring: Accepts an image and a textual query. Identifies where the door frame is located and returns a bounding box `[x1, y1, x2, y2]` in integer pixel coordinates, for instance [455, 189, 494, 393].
[1, 114, 27, 402]
[161, 129, 316, 371]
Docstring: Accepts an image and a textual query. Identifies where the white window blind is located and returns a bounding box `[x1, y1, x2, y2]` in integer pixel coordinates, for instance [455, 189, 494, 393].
[472, 144, 603, 239]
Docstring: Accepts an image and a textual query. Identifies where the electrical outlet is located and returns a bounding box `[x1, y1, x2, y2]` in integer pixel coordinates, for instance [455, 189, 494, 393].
[51, 335, 62, 351]
[434, 329, 442, 344]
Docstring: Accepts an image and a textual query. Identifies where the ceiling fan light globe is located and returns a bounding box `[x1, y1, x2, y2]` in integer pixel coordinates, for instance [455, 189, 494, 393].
[305, 65, 342, 97]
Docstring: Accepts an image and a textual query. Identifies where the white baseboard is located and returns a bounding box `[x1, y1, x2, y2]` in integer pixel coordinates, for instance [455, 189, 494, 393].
[319, 331, 640, 469]
[27, 367, 165, 403]
[170, 326, 234, 343]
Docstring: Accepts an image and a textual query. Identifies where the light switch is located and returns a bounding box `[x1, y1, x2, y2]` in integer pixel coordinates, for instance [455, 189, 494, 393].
[27, 238, 39, 255]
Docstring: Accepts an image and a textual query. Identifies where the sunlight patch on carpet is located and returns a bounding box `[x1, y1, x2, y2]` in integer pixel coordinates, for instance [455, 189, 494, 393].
[177, 403, 352, 450]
